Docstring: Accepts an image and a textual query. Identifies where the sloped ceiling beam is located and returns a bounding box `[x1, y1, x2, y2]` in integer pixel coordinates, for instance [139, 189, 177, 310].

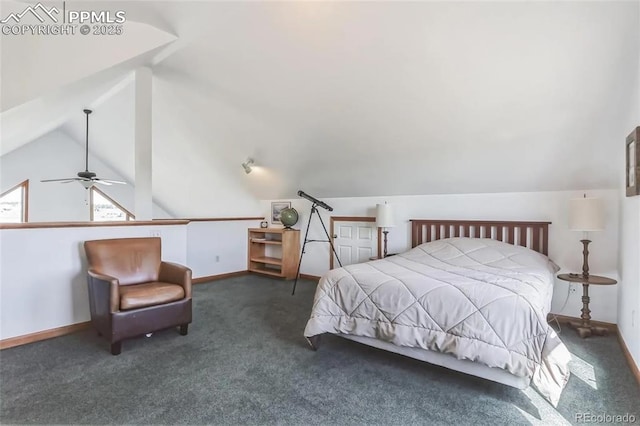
[134, 67, 153, 220]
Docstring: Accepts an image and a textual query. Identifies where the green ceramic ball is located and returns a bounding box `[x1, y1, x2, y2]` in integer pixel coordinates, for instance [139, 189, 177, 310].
[280, 207, 299, 229]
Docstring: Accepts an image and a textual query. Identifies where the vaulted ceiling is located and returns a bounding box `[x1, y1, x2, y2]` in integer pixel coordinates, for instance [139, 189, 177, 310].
[1, 1, 638, 216]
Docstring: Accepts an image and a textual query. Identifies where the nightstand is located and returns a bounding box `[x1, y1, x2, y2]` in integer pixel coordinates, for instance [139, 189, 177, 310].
[557, 273, 617, 338]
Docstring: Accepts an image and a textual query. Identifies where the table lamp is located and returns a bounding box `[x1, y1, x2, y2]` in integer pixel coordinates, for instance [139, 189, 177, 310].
[568, 195, 604, 278]
[376, 203, 395, 258]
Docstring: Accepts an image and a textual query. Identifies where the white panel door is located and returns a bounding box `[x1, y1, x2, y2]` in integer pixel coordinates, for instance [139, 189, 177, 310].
[332, 221, 377, 267]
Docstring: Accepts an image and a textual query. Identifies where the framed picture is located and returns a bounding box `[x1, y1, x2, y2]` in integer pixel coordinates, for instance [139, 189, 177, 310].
[626, 127, 640, 197]
[271, 201, 291, 224]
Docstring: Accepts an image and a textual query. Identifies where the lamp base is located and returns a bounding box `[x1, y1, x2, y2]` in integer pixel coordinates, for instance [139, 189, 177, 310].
[580, 239, 591, 278]
[383, 230, 389, 258]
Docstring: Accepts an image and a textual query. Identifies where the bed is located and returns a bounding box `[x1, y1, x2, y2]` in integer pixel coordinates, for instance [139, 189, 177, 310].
[303, 219, 571, 406]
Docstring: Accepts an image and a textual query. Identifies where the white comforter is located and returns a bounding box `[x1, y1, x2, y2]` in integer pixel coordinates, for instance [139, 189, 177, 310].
[304, 238, 571, 405]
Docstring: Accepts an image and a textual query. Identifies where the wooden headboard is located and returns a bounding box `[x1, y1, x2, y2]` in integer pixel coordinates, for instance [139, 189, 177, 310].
[410, 220, 551, 255]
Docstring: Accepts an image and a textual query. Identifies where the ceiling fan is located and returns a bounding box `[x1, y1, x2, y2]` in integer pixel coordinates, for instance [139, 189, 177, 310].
[41, 109, 126, 189]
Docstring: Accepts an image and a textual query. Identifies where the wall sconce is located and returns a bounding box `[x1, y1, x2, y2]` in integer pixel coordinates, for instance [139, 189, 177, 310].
[242, 158, 254, 174]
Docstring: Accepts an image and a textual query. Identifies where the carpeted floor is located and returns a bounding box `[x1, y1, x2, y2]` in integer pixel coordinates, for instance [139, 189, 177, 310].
[1, 275, 638, 425]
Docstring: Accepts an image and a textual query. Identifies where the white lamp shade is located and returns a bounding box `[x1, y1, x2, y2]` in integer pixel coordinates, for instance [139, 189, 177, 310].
[376, 203, 395, 228]
[569, 197, 604, 231]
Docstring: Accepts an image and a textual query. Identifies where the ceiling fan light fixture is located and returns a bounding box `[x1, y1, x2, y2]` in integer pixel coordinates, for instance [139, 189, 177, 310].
[80, 180, 95, 190]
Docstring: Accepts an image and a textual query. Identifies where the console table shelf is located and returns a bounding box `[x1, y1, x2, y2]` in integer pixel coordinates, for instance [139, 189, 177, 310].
[249, 265, 285, 277]
[250, 256, 282, 266]
[248, 228, 300, 279]
[250, 239, 282, 245]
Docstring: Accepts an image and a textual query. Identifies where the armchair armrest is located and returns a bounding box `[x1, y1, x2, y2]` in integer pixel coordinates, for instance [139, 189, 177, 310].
[159, 262, 192, 299]
[87, 269, 120, 313]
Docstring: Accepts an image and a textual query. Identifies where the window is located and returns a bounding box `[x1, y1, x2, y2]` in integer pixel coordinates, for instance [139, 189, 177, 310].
[0, 180, 28, 223]
[90, 187, 134, 221]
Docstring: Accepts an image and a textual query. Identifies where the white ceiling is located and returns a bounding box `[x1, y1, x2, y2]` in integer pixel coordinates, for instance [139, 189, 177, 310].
[1, 1, 639, 215]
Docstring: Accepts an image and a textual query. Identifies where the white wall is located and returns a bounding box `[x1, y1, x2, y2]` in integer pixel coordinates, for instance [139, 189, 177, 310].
[616, 8, 640, 369]
[0, 224, 187, 340]
[0, 219, 266, 341]
[0, 129, 172, 222]
[619, 195, 639, 365]
[262, 189, 620, 323]
[186, 220, 262, 278]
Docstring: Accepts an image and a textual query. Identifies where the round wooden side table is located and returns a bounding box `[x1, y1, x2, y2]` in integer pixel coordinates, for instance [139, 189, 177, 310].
[557, 273, 617, 338]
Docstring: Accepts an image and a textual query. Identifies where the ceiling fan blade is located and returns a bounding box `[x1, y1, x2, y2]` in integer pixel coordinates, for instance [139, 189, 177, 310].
[94, 180, 113, 186]
[41, 178, 80, 183]
[97, 179, 126, 185]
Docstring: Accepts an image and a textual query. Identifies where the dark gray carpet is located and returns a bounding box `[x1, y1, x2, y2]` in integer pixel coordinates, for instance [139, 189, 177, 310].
[1, 276, 638, 425]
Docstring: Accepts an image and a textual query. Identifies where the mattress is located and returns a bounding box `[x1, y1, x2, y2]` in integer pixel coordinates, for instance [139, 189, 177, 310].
[304, 237, 571, 405]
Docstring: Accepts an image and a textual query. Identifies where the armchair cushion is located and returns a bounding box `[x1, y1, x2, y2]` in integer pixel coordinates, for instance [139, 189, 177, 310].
[119, 282, 185, 311]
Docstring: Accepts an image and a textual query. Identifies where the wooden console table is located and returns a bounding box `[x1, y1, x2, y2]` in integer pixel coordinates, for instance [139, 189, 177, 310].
[557, 273, 617, 338]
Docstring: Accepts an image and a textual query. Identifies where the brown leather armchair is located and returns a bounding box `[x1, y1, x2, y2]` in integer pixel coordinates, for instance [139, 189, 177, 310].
[84, 237, 192, 355]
